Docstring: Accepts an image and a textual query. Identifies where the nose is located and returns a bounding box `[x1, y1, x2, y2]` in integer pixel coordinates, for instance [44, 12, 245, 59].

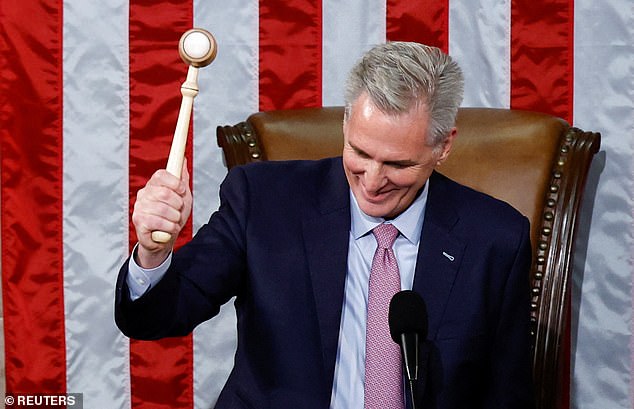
[363, 161, 385, 193]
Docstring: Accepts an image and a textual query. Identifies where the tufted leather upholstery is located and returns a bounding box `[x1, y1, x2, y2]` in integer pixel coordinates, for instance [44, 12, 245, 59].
[217, 106, 600, 409]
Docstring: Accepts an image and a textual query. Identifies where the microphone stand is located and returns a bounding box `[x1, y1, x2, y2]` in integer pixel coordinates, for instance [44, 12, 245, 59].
[408, 379, 417, 409]
[400, 332, 419, 409]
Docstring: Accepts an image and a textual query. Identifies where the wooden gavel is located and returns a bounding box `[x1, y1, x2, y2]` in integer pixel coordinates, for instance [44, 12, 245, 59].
[151, 28, 217, 243]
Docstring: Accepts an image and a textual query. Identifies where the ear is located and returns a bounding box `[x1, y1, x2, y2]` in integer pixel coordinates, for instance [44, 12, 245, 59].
[435, 127, 457, 166]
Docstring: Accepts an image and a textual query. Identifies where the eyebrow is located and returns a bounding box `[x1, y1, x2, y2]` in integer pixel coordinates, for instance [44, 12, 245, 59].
[349, 143, 417, 167]
[350, 144, 370, 158]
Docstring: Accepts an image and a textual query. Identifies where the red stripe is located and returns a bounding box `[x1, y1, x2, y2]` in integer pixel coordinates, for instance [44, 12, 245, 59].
[511, 0, 574, 123]
[0, 0, 67, 394]
[259, 0, 322, 110]
[387, 0, 449, 52]
[511, 2, 574, 407]
[128, 2, 194, 407]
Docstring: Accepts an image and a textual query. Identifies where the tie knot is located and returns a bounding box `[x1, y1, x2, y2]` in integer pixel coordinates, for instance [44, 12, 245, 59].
[372, 223, 399, 249]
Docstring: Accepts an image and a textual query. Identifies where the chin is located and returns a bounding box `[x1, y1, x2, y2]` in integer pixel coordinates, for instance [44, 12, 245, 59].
[359, 202, 395, 219]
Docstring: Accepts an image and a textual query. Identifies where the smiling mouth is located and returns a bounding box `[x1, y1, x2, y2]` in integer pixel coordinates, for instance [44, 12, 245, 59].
[361, 187, 396, 203]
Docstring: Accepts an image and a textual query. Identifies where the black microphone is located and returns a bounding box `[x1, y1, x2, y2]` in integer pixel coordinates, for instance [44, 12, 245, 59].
[389, 290, 428, 409]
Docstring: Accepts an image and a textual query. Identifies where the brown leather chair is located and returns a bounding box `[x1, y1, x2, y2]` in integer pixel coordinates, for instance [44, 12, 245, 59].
[217, 106, 601, 409]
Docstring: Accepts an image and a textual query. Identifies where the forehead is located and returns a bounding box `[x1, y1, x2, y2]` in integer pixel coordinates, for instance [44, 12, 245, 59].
[344, 94, 431, 152]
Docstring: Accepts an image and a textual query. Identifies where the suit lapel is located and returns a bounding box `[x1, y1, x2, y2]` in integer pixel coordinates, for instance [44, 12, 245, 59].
[302, 158, 350, 384]
[413, 172, 466, 339]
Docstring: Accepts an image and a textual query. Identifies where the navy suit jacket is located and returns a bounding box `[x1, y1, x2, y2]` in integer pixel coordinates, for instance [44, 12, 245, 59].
[115, 157, 534, 409]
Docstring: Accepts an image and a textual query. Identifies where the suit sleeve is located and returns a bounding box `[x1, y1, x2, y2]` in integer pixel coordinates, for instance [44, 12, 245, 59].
[485, 217, 535, 408]
[114, 166, 250, 340]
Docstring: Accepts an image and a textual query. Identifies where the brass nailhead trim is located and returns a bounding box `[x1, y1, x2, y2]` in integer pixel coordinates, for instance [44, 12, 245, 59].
[530, 128, 574, 340]
[239, 123, 262, 162]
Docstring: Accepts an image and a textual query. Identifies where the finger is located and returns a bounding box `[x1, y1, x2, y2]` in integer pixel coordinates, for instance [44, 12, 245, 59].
[133, 211, 180, 239]
[138, 183, 186, 212]
[135, 194, 184, 225]
[146, 168, 184, 192]
[132, 204, 182, 251]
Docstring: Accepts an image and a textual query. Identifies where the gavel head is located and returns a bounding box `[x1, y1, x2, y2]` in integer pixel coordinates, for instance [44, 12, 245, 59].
[178, 28, 217, 68]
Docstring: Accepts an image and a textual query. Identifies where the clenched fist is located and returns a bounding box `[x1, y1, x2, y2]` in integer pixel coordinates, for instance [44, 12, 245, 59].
[132, 163, 192, 268]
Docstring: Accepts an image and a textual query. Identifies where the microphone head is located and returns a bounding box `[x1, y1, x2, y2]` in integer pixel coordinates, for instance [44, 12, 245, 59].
[389, 290, 428, 343]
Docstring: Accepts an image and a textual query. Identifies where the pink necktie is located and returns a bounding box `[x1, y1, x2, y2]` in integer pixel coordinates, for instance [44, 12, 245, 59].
[364, 223, 404, 409]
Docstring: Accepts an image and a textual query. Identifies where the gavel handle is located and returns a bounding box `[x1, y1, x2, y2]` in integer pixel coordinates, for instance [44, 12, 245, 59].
[151, 65, 199, 244]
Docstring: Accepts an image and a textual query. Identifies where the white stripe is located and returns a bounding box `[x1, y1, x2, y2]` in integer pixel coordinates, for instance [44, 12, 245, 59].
[571, 0, 634, 407]
[62, 1, 130, 408]
[322, 0, 386, 106]
[193, 0, 259, 228]
[192, 0, 258, 406]
[448, 0, 510, 108]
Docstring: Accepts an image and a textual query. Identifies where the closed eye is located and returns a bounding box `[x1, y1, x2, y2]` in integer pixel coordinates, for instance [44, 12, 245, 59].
[385, 160, 416, 169]
[351, 145, 371, 159]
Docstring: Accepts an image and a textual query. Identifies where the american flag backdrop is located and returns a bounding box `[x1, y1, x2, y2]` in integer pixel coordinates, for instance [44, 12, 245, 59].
[1, 1, 633, 408]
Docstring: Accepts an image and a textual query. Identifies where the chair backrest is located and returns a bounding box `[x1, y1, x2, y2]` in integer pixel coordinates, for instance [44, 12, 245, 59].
[217, 106, 600, 409]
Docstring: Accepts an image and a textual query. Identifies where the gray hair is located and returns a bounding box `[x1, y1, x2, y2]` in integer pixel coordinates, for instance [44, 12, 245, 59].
[344, 42, 464, 147]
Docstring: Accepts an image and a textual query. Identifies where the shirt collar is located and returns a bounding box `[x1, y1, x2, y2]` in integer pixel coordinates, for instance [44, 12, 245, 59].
[350, 181, 428, 245]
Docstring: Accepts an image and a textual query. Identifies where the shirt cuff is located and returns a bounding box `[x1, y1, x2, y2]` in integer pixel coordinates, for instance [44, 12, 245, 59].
[126, 243, 172, 301]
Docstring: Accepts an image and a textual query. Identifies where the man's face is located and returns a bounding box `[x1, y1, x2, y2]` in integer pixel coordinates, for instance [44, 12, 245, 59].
[342, 93, 455, 219]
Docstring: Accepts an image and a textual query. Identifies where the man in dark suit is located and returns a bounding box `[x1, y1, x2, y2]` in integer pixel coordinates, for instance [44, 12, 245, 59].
[116, 42, 534, 408]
